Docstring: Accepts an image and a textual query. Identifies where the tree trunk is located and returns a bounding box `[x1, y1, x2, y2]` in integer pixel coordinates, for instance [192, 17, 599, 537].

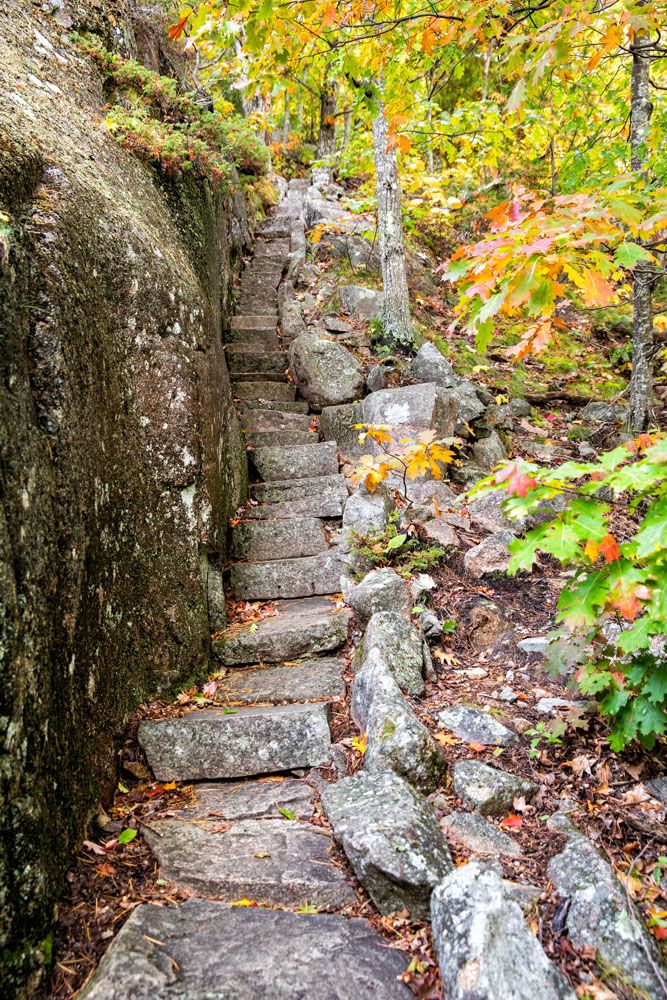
[372, 103, 414, 346]
[628, 29, 654, 434]
[316, 72, 337, 182]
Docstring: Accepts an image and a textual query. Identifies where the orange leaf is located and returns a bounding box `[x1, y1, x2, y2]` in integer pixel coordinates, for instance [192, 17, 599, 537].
[500, 814, 523, 830]
[468, 742, 487, 753]
[599, 533, 620, 563]
[581, 269, 615, 307]
[655, 926, 667, 940]
[584, 538, 600, 562]
[167, 14, 190, 41]
[322, 2, 337, 26]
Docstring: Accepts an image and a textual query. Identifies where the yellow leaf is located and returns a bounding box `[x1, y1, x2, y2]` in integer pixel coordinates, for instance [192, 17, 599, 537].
[350, 734, 367, 755]
[434, 731, 461, 747]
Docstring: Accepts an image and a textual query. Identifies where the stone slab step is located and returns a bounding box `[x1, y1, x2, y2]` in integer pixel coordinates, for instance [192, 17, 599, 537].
[230, 314, 280, 330]
[176, 778, 316, 823]
[233, 372, 290, 384]
[219, 657, 345, 704]
[252, 441, 339, 481]
[234, 381, 296, 402]
[228, 551, 341, 601]
[244, 495, 346, 520]
[239, 409, 313, 433]
[245, 429, 318, 449]
[139, 702, 332, 781]
[142, 819, 355, 908]
[80, 902, 412, 999]
[231, 517, 328, 561]
[226, 346, 288, 375]
[213, 597, 350, 665]
[251, 472, 348, 504]
[225, 325, 280, 347]
[254, 237, 290, 254]
[242, 266, 284, 285]
[239, 398, 309, 415]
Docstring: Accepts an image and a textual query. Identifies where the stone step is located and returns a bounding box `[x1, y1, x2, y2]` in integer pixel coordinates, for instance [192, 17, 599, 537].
[224, 325, 280, 347]
[226, 346, 288, 375]
[242, 266, 284, 284]
[218, 657, 345, 704]
[230, 314, 280, 330]
[252, 441, 339, 481]
[139, 702, 332, 780]
[142, 819, 356, 908]
[228, 551, 341, 601]
[234, 381, 296, 402]
[239, 409, 313, 433]
[176, 777, 317, 823]
[251, 472, 347, 504]
[245, 428, 318, 449]
[213, 597, 350, 665]
[244, 495, 346, 520]
[80, 902, 412, 999]
[239, 398, 309, 415]
[235, 300, 278, 317]
[233, 372, 290, 384]
[231, 516, 328, 561]
[254, 238, 290, 254]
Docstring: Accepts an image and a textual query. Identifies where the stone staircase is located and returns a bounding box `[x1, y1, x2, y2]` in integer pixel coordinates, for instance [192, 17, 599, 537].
[81, 187, 413, 997]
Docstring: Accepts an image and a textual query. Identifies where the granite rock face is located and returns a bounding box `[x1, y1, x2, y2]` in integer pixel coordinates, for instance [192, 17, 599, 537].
[289, 334, 364, 410]
[80, 902, 412, 999]
[547, 821, 667, 997]
[431, 863, 575, 1000]
[452, 760, 538, 816]
[322, 771, 453, 918]
[338, 283, 384, 320]
[352, 648, 446, 794]
[0, 6, 250, 985]
[139, 703, 332, 780]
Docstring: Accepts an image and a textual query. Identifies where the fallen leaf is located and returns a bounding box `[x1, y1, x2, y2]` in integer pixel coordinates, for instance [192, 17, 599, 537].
[500, 814, 523, 830]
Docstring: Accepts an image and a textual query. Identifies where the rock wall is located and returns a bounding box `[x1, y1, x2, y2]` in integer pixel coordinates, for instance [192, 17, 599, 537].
[0, 2, 249, 991]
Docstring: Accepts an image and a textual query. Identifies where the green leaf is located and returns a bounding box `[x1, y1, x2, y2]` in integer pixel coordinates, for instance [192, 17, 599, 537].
[614, 242, 653, 268]
[644, 663, 667, 705]
[557, 569, 609, 626]
[277, 806, 295, 820]
[386, 533, 407, 550]
[118, 828, 137, 845]
[634, 497, 667, 557]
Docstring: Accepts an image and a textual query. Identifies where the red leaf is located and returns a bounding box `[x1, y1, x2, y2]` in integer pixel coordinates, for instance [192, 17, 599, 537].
[167, 14, 190, 41]
[508, 470, 537, 497]
[508, 199, 523, 223]
[655, 926, 667, 940]
[500, 814, 523, 830]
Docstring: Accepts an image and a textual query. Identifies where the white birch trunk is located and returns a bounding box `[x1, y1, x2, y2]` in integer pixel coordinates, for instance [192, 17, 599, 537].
[628, 29, 654, 433]
[372, 103, 414, 346]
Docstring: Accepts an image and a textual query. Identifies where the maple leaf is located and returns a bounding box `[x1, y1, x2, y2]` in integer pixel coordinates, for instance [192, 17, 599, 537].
[202, 680, 217, 699]
[468, 742, 487, 752]
[580, 268, 616, 307]
[598, 533, 620, 562]
[350, 734, 367, 755]
[584, 538, 600, 562]
[500, 814, 523, 830]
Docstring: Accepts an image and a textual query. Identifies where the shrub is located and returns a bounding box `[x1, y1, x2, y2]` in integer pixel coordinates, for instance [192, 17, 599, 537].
[471, 433, 667, 750]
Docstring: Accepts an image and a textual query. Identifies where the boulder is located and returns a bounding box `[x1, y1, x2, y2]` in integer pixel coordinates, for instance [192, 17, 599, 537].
[354, 611, 428, 696]
[452, 379, 488, 433]
[431, 863, 576, 1000]
[322, 771, 453, 918]
[441, 812, 523, 857]
[463, 531, 515, 578]
[486, 397, 532, 430]
[289, 334, 364, 410]
[352, 648, 446, 794]
[422, 519, 458, 548]
[438, 706, 518, 748]
[80, 902, 413, 999]
[338, 283, 384, 320]
[279, 298, 307, 341]
[517, 636, 551, 655]
[323, 316, 353, 334]
[319, 400, 365, 458]
[410, 343, 457, 388]
[469, 601, 509, 649]
[648, 776, 667, 802]
[547, 821, 667, 998]
[366, 364, 390, 392]
[452, 760, 537, 816]
[339, 488, 393, 574]
[472, 431, 507, 471]
[466, 491, 515, 534]
[362, 383, 459, 438]
[343, 568, 411, 626]
[420, 609, 443, 641]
